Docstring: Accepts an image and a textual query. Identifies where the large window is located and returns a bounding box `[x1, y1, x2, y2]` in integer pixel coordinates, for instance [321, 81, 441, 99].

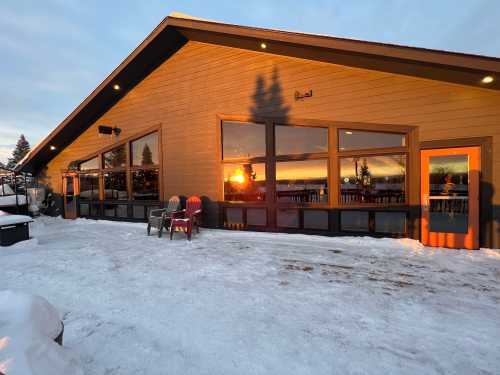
[275, 125, 329, 204]
[222, 121, 266, 160]
[79, 173, 99, 200]
[340, 155, 406, 204]
[338, 129, 406, 151]
[79, 157, 99, 171]
[275, 125, 328, 155]
[132, 170, 159, 200]
[223, 162, 266, 201]
[338, 128, 408, 207]
[76, 131, 160, 214]
[131, 132, 159, 201]
[276, 160, 328, 203]
[103, 145, 126, 168]
[104, 171, 127, 200]
[222, 121, 266, 202]
[219, 119, 411, 235]
[131, 132, 159, 166]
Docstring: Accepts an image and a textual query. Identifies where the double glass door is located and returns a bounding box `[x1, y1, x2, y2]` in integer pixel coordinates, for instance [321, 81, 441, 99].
[421, 147, 480, 249]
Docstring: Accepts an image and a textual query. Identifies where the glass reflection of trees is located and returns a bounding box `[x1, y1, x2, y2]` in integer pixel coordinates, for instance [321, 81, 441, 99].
[132, 170, 159, 200]
[79, 173, 99, 200]
[104, 172, 128, 200]
[340, 155, 406, 204]
[103, 146, 126, 168]
[131, 133, 158, 166]
[223, 163, 266, 201]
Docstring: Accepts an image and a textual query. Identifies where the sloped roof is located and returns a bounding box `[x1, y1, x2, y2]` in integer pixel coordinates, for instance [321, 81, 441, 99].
[19, 12, 500, 173]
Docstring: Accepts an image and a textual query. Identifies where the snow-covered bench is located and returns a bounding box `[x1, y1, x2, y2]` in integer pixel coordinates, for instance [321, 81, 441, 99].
[0, 212, 33, 246]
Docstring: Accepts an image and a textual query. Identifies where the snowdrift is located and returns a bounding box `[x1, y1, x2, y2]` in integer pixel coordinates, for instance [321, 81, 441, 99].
[0, 291, 82, 375]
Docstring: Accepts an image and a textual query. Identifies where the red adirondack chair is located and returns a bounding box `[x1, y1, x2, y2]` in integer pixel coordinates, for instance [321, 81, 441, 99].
[170, 196, 202, 240]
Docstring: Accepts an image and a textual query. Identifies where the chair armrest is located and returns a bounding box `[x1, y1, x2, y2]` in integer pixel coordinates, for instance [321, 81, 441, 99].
[149, 208, 167, 217]
[189, 209, 202, 221]
[171, 209, 186, 219]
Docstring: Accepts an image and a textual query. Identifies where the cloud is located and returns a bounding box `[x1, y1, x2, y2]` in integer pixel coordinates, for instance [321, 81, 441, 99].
[0, 144, 14, 164]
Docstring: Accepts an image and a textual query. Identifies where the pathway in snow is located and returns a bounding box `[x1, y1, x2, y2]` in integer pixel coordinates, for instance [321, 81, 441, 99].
[1, 217, 499, 375]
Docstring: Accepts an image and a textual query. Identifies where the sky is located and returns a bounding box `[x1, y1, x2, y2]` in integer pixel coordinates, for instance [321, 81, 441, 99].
[1, 0, 500, 163]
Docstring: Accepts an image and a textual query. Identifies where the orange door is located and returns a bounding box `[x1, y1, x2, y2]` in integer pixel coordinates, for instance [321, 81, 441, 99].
[421, 146, 480, 249]
[62, 173, 79, 219]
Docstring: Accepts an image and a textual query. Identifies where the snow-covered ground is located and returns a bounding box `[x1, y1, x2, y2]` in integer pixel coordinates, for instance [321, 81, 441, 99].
[1, 216, 500, 375]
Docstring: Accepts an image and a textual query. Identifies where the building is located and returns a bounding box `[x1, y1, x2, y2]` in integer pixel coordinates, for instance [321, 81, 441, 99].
[19, 13, 500, 249]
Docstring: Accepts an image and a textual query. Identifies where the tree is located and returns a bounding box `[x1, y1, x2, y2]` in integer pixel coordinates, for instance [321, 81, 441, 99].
[141, 144, 153, 165]
[6, 135, 30, 169]
[105, 146, 126, 168]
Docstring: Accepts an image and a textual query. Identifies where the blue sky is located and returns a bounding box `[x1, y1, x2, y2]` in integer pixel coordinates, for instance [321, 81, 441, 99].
[1, 0, 500, 163]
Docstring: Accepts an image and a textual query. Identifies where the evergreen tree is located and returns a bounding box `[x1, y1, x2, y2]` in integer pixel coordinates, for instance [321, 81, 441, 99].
[141, 144, 153, 165]
[6, 135, 30, 169]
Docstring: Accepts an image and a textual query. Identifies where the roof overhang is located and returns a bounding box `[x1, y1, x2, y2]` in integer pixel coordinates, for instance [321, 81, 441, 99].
[19, 13, 500, 174]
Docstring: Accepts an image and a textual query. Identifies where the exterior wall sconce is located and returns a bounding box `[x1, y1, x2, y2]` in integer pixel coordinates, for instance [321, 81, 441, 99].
[98, 125, 121, 136]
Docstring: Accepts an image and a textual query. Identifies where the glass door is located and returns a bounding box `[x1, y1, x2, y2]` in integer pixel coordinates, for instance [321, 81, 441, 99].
[63, 173, 79, 219]
[421, 147, 480, 249]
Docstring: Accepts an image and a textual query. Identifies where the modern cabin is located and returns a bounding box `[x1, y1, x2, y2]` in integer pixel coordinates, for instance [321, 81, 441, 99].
[19, 13, 500, 249]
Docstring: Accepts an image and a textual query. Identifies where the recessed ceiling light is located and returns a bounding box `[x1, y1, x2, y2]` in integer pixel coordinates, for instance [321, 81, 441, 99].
[260, 42, 267, 49]
[49, 145, 56, 151]
[482, 76, 494, 84]
[113, 84, 120, 90]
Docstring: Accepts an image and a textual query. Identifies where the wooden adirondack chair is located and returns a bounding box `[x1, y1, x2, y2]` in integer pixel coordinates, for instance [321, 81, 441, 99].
[170, 196, 202, 240]
[147, 195, 180, 237]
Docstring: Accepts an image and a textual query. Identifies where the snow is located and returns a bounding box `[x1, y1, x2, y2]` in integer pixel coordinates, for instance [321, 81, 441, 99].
[0, 215, 32, 226]
[0, 290, 82, 375]
[0, 184, 15, 196]
[1, 216, 499, 375]
[0, 195, 27, 207]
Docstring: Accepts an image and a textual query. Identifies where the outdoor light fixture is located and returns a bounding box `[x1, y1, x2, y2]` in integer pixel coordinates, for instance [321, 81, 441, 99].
[260, 42, 267, 49]
[482, 75, 494, 84]
[113, 84, 120, 90]
[49, 145, 56, 151]
[98, 125, 121, 136]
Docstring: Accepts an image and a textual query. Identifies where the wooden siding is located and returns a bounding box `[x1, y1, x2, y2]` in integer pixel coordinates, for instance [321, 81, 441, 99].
[42, 41, 500, 244]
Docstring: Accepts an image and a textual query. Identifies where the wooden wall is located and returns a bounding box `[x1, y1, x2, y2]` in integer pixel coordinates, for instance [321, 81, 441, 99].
[43, 41, 500, 245]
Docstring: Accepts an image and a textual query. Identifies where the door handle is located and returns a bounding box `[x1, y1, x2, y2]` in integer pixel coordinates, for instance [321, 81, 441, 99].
[423, 194, 429, 211]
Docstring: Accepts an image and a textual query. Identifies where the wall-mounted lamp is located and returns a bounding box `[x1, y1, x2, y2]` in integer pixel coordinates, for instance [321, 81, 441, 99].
[260, 42, 267, 49]
[49, 145, 56, 151]
[113, 84, 120, 91]
[98, 125, 121, 136]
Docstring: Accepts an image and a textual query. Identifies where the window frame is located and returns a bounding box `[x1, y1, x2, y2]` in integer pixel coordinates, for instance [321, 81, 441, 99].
[218, 115, 417, 235]
[75, 127, 162, 207]
[337, 128, 408, 153]
[337, 151, 409, 208]
[220, 120, 268, 203]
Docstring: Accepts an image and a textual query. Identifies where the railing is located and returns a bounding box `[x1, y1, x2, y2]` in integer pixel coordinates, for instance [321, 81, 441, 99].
[0, 168, 31, 214]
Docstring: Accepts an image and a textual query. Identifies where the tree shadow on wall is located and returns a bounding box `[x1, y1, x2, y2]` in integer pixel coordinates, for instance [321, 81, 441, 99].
[250, 66, 290, 121]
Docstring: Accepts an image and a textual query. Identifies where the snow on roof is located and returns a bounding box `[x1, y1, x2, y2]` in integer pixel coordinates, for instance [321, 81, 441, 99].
[168, 11, 216, 23]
